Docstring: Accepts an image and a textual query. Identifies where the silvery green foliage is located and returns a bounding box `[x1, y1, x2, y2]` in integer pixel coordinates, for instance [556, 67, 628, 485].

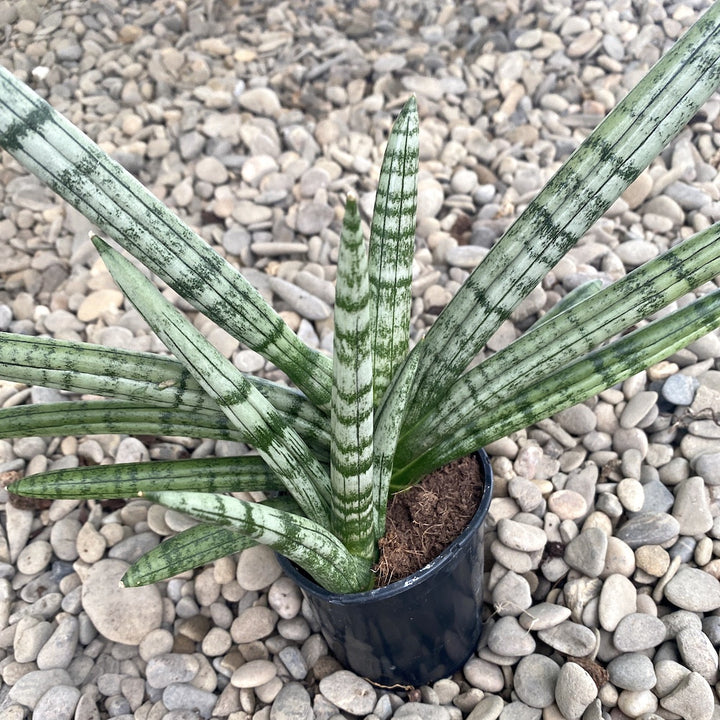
[3, 3, 720, 592]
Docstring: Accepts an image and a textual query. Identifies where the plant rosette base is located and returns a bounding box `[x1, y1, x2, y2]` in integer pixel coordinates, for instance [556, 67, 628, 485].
[278, 450, 494, 688]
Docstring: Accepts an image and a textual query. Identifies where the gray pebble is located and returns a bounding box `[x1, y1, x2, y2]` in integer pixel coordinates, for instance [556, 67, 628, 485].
[554, 662, 597, 720]
[662, 374, 699, 405]
[487, 616, 536, 657]
[146, 653, 200, 689]
[7, 668, 74, 708]
[615, 512, 680, 548]
[163, 683, 218, 719]
[675, 627, 718, 682]
[613, 613, 666, 652]
[496, 518, 547, 552]
[394, 703, 451, 720]
[279, 645, 308, 680]
[32, 685, 81, 720]
[13, 615, 54, 663]
[672, 476, 713, 535]
[36, 615, 79, 669]
[564, 527, 608, 577]
[664, 567, 720, 612]
[599, 574, 637, 631]
[660, 671, 715, 720]
[492, 571, 532, 617]
[513, 654, 559, 708]
[607, 652, 656, 690]
[518, 602, 571, 631]
[494, 701, 541, 720]
[269, 277, 331, 320]
[639, 479, 675, 513]
[270, 682, 313, 720]
[693, 452, 720, 484]
[463, 657, 504, 692]
[536, 621, 596, 656]
[318, 670, 377, 716]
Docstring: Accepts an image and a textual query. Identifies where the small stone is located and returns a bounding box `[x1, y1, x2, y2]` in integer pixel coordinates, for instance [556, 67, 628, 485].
[81, 559, 162, 644]
[238, 87, 282, 117]
[607, 653, 656, 691]
[613, 613, 666, 651]
[487, 616, 536, 657]
[599, 574, 637, 631]
[146, 653, 200, 689]
[547, 489, 587, 520]
[269, 277, 331, 320]
[162, 683, 217, 719]
[675, 627, 719, 682]
[16, 539, 52, 575]
[664, 567, 720, 611]
[513, 654, 560, 708]
[7, 668, 74, 708]
[237, 544, 283, 590]
[672, 476, 713, 535]
[32, 685, 81, 720]
[231, 606, 278, 643]
[195, 156, 228, 184]
[232, 659, 277, 688]
[615, 513, 680, 548]
[268, 576, 302, 619]
[496, 518, 547, 552]
[278, 645, 308, 680]
[555, 662, 597, 719]
[536, 621, 596, 656]
[564, 527, 608, 577]
[76, 289, 124, 322]
[518, 602, 572, 631]
[554, 405, 597, 435]
[660, 671, 715, 720]
[318, 670, 377, 716]
[662, 374, 699, 405]
[270, 682, 313, 720]
[463, 657, 504, 692]
[36, 615, 79, 669]
[615, 240, 659, 267]
[615, 478, 645, 512]
[492, 571, 532, 616]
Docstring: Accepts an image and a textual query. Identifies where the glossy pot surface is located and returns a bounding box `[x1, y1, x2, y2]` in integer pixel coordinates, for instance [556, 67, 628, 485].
[278, 450, 493, 688]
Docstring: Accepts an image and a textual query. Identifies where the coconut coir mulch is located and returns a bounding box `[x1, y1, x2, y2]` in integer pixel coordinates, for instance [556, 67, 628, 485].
[374, 454, 483, 587]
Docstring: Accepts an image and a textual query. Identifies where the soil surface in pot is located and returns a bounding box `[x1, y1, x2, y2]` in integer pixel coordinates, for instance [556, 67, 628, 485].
[374, 454, 483, 588]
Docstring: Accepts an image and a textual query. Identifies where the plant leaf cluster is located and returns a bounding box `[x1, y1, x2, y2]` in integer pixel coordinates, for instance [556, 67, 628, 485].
[2, 4, 720, 592]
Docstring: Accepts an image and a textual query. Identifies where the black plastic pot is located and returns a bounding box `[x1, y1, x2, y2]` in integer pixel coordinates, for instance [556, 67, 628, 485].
[278, 450, 494, 688]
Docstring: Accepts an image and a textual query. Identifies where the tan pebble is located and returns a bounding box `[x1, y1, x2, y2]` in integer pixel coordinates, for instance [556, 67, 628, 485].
[635, 545, 670, 577]
[547, 489, 588, 520]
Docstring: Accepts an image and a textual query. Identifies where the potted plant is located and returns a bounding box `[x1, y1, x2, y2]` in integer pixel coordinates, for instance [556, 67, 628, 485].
[2, 2, 720, 687]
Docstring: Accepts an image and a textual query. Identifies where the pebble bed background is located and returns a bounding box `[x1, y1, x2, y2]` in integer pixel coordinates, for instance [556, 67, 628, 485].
[1, 0, 720, 719]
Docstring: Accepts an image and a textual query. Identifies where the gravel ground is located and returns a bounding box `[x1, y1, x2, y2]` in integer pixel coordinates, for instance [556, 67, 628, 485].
[2, 0, 720, 719]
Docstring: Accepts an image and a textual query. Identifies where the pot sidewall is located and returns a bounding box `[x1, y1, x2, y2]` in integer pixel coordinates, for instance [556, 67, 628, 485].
[278, 450, 494, 687]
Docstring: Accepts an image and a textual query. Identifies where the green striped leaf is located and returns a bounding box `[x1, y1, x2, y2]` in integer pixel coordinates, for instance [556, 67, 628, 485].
[0, 332, 330, 455]
[8, 456, 283, 499]
[94, 237, 332, 526]
[393, 288, 720, 487]
[330, 196, 375, 560]
[396, 220, 720, 470]
[372, 348, 419, 539]
[0, 66, 331, 409]
[122, 496, 300, 587]
[143, 491, 373, 593]
[368, 96, 419, 404]
[405, 2, 720, 427]
[122, 524, 256, 587]
[0, 401, 242, 442]
[530, 280, 603, 331]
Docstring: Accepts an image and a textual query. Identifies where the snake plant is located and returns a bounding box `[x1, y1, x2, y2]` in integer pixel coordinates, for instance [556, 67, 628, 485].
[3, 4, 720, 593]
